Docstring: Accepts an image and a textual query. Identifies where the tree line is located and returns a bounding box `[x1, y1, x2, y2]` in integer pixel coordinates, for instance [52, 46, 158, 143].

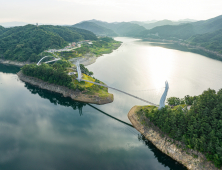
[21, 61, 75, 89]
[141, 88, 222, 168]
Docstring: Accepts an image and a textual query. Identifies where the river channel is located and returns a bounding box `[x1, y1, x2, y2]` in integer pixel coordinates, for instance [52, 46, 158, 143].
[1, 37, 222, 170]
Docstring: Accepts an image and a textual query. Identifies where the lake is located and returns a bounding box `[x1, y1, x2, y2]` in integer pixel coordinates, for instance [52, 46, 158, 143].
[1, 37, 222, 170]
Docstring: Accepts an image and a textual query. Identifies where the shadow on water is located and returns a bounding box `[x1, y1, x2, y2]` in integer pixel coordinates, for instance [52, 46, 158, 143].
[146, 41, 222, 61]
[24, 81, 187, 169]
[87, 103, 133, 127]
[0, 63, 21, 74]
[138, 134, 187, 170]
[89, 104, 187, 169]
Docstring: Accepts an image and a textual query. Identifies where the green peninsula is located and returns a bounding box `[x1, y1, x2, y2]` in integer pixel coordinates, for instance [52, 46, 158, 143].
[129, 89, 222, 169]
[18, 60, 113, 104]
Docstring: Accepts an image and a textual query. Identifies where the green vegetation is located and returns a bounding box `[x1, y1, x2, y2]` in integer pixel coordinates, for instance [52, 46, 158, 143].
[73, 21, 117, 36]
[56, 37, 121, 60]
[138, 15, 222, 54]
[167, 95, 197, 106]
[139, 23, 196, 40]
[0, 25, 97, 62]
[22, 61, 74, 88]
[188, 29, 222, 54]
[21, 60, 109, 97]
[138, 88, 222, 168]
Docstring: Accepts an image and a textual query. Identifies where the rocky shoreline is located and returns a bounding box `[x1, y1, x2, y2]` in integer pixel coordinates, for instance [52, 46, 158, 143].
[0, 59, 32, 66]
[17, 71, 114, 105]
[128, 106, 221, 170]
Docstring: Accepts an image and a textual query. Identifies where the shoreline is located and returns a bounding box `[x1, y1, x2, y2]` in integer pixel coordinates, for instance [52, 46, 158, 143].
[0, 59, 32, 67]
[142, 38, 222, 59]
[17, 71, 114, 105]
[128, 105, 221, 170]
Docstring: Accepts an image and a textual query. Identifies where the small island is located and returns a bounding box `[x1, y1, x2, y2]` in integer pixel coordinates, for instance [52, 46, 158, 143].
[128, 90, 222, 170]
[18, 60, 113, 105]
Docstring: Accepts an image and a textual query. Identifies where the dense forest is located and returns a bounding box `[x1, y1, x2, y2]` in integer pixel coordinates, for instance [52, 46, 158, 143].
[21, 60, 108, 94]
[188, 29, 222, 54]
[21, 61, 75, 88]
[139, 89, 222, 168]
[0, 24, 97, 62]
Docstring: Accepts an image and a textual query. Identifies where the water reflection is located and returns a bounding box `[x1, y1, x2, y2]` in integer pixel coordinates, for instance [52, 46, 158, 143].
[1, 38, 211, 169]
[22, 82, 187, 169]
[0, 63, 20, 74]
[138, 135, 187, 170]
[25, 82, 86, 116]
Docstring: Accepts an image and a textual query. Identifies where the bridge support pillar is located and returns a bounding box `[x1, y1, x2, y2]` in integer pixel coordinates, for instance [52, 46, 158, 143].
[159, 81, 169, 109]
[76, 60, 82, 82]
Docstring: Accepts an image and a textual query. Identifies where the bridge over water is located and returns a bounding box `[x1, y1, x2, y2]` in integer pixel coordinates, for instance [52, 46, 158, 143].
[75, 60, 169, 109]
[36, 57, 169, 108]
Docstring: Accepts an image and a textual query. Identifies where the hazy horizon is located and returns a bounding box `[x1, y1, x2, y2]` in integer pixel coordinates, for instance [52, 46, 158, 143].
[0, 18, 199, 27]
[1, 0, 222, 26]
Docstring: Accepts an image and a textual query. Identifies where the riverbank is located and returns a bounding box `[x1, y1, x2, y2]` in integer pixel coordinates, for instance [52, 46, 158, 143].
[0, 59, 32, 67]
[142, 38, 222, 59]
[128, 105, 221, 170]
[17, 71, 114, 105]
[69, 42, 122, 66]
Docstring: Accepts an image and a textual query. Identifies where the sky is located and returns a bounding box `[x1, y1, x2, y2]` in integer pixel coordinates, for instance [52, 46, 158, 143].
[0, 0, 222, 25]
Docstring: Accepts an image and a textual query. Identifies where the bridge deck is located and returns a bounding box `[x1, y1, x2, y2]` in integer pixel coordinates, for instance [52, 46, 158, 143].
[81, 79, 158, 106]
[45, 59, 61, 64]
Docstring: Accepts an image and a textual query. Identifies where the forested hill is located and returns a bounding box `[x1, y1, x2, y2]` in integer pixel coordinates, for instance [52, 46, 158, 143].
[73, 21, 117, 36]
[139, 23, 196, 40]
[0, 26, 6, 35]
[0, 24, 97, 62]
[188, 28, 222, 54]
[88, 20, 147, 37]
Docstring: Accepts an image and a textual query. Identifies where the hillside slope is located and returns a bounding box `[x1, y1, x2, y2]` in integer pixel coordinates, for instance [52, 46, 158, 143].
[89, 20, 147, 37]
[188, 28, 222, 54]
[139, 15, 222, 40]
[73, 21, 117, 36]
[0, 25, 97, 62]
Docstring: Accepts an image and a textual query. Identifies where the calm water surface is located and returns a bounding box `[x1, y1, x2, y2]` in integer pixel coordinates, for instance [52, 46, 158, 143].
[1, 37, 222, 170]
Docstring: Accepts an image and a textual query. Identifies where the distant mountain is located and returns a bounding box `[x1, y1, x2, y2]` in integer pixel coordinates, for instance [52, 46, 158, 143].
[130, 20, 157, 25]
[139, 15, 222, 40]
[133, 19, 196, 29]
[0, 25, 97, 62]
[73, 21, 117, 36]
[178, 19, 197, 23]
[88, 20, 146, 37]
[140, 23, 195, 39]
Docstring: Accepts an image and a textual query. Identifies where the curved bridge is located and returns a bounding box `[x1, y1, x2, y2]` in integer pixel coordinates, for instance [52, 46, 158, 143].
[37, 56, 61, 66]
[75, 61, 169, 109]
